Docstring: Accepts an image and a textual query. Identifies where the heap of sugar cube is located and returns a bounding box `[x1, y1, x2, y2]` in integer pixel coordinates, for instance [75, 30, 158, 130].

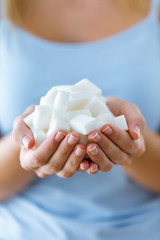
[24, 79, 128, 146]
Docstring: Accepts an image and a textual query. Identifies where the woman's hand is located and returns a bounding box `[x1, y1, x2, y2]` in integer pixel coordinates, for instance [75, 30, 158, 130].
[81, 97, 146, 173]
[12, 106, 88, 178]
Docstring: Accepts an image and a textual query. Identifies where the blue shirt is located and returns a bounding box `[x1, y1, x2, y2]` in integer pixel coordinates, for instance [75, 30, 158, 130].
[0, 0, 160, 239]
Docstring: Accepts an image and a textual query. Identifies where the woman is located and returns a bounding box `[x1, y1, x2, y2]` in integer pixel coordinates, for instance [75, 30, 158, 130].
[0, 0, 160, 239]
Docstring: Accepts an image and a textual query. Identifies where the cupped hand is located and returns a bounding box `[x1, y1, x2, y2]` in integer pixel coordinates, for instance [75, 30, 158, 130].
[12, 106, 88, 178]
[81, 97, 146, 174]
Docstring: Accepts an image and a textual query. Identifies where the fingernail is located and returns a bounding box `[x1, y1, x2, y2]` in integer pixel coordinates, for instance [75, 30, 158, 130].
[88, 146, 99, 155]
[55, 132, 65, 142]
[89, 165, 98, 173]
[89, 132, 101, 142]
[80, 161, 89, 171]
[22, 136, 31, 149]
[75, 147, 85, 157]
[87, 169, 98, 174]
[133, 126, 140, 138]
[80, 165, 87, 171]
[67, 134, 79, 145]
[101, 126, 112, 135]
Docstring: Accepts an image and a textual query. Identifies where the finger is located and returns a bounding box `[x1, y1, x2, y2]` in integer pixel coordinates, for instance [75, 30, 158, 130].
[12, 116, 34, 149]
[87, 143, 113, 173]
[57, 144, 86, 178]
[35, 132, 80, 177]
[124, 104, 146, 140]
[100, 125, 145, 157]
[107, 97, 146, 140]
[23, 105, 36, 116]
[12, 105, 36, 149]
[78, 160, 90, 172]
[22, 130, 66, 169]
[87, 161, 99, 175]
[88, 130, 130, 165]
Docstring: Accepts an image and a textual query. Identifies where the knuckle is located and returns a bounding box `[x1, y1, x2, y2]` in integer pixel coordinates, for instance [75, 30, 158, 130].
[124, 102, 139, 114]
[111, 149, 129, 165]
[126, 141, 135, 153]
[132, 103, 139, 110]
[50, 163, 62, 173]
[113, 132, 121, 142]
[61, 145, 70, 157]
[123, 102, 133, 111]
[118, 154, 129, 165]
[45, 142, 55, 153]
[69, 157, 79, 168]
[32, 154, 43, 167]
[135, 116, 145, 126]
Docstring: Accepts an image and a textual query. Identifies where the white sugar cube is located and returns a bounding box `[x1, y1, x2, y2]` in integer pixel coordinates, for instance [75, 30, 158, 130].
[54, 90, 70, 112]
[28, 79, 130, 144]
[24, 112, 35, 128]
[85, 96, 111, 117]
[47, 118, 70, 137]
[56, 85, 73, 92]
[30, 127, 47, 146]
[100, 96, 107, 104]
[67, 92, 90, 111]
[52, 110, 69, 122]
[70, 115, 100, 135]
[40, 87, 58, 106]
[113, 115, 128, 130]
[69, 109, 92, 120]
[96, 113, 114, 126]
[73, 79, 102, 97]
[32, 105, 52, 131]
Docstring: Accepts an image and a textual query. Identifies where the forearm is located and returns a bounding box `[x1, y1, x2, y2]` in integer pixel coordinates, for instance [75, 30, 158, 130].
[123, 128, 160, 193]
[0, 134, 36, 202]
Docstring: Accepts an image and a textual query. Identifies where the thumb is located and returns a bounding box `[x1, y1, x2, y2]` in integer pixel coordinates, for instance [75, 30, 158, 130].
[12, 117, 34, 149]
[12, 107, 35, 149]
[124, 105, 146, 140]
[107, 97, 146, 140]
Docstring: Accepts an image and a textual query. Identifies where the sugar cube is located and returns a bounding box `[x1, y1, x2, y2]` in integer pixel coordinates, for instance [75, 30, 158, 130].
[85, 96, 111, 117]
[100, 96, 107, 104]
[113, 115, 128, 130]
[69, 109, 92, 120]
[70, 115, 100, 135]
[47, 118, 70, 137]
[56, 85, 73, 93]
[30, 126, 47, 146]
[96, 113, 114, 126]
[52, 110, 69, 122]
[54, 90, 70, 112]
[32, 105, 52, 131]
[72, 79, 102, 97]
[40, 87, 58, 106]
[67, 92, 90, 111]
[24, 112, 34, 128]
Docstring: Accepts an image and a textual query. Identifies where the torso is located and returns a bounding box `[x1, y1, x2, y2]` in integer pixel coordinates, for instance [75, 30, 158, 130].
[1, 1, 160, 239]
[22, 0, 150, 43]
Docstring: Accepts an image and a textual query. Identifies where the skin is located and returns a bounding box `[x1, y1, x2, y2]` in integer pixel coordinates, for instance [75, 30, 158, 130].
[13, 97, 145, 179]
[1, 0, 160, 202]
